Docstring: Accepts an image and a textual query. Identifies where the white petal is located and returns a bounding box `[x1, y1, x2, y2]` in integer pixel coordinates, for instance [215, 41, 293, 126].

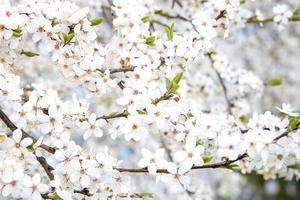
[37, 184, 49, 193]
[89, 113, 97, 124]
[32, 174, 41, 185]
[138, 158, 150, 168]
[2, 184, 12, 197]
[21, 137, 33, 147]
[155, 149, 165, 158]
[166, 162, 177, 174]
[141, 148, 152, 158]
[173, 150, 187, 162]
[83, 130, 92, 140]
[23, 175, 33, 187]
[148, 164, 157, 174]
[94, 128, 103, 138]
[80, 175, 90, 188]
[13, 129, 22, 142]
[32, 190, 42, 200]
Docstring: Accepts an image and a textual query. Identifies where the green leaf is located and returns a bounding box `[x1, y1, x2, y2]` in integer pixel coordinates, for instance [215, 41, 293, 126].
[137, 109, 147, 115]
[26, 142, 35, 152]
[165, 77, 172, 91]
[89, 16, 104, 26]
[196, 139, 203, 146]
[165, 72, 184, 94]
[169, 82, 179, 93]
[165, 23, 174, 40]
[172, 72, 183, 84]
[288, 115, 300, 131]
[291, 6, 300, 21]
[293, 6, 300, 16]
[140, 193, 154, 198]
[50, 193, 63, 200]
[12, 29, 22, 37]
[203, 156, 213, 163]
[267, 77, 282, 86]
[123, 109, 129, 116]
[289, 164, 300, 170]
[21, 51, 39, 57]
[144, 36, 156, 46]
[62, 32, 75, 44]
[178, 63, 185, 70]
[226, 164, 239, 170]
[141, 16, 150, 23]
[239, 115, 247, 123]
[240, 0, 246, 4]
[154, 9, 165, 15]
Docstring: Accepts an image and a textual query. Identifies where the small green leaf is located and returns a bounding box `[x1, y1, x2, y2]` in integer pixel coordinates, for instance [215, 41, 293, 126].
[240, 0, 246, 4]
[165, 77, 172, 91]
[239, 115, 247, 123]
[196, 139, 203, 145]
[154, 9, 165, 15]
[21, 51, 39, 57]
[144, 36, 156, 46]
[123, 109, 129, 116]
[178, 63, 185, 70]
[62, 32, 75, 44]
[172, 72, 183, 84]
[203, 156, 213, 163]
[267, 77, 282, 86]
[289, 164, 300, 170]
[26, 142, 35, 152]
[50, 193, 63, 200]
[89, 16, 104, 26]
[140, 193, 154, 198]
[291, 6, 300, 21]
[141, 16, 150, 23]
[226, 164, 239, 170]
[165, 23, 174, 40]
[288, 115, 300, 131]
[137, 109, 147, 115]
[12, 29, 22, 37]
[169, 82, 180, 93]
[108, 112, 117, 117]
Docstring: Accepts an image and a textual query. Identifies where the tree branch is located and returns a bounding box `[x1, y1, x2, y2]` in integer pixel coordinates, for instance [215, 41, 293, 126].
[110, 67, 135, 74]
[0, 108, 55, 153]
[207, 53, 233, 114]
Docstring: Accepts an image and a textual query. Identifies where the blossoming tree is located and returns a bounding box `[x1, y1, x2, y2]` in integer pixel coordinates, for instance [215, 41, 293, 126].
[0, 0, 300, 199]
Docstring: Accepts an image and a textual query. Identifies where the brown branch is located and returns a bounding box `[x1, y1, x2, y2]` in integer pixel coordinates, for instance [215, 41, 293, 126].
[171, 0, 183, 8]
[153, 91, 174, 105]
[215, 10, 227, 21]
[36, 156, 54, 180]
[96, 91, 174, 121]
[207, 53, 233, 114]
[110, 67, 135, 74]
[0, 108, 55, 153]
[97, 111, 128, 120]
[114, 125, 300, 174]
[114, 153, 248, 174]
[247, 16, 299, 24]
[0, 108, 55, 182]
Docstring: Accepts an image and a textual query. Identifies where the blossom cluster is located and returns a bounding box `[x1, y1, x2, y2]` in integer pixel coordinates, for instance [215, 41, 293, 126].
[0, 0, 300, 199]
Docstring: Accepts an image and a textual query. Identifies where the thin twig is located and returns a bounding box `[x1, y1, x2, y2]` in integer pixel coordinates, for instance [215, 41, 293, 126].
[110, 67, 135, 74]
[207, 53, 233, 114]
[36, 156, 54, 180]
